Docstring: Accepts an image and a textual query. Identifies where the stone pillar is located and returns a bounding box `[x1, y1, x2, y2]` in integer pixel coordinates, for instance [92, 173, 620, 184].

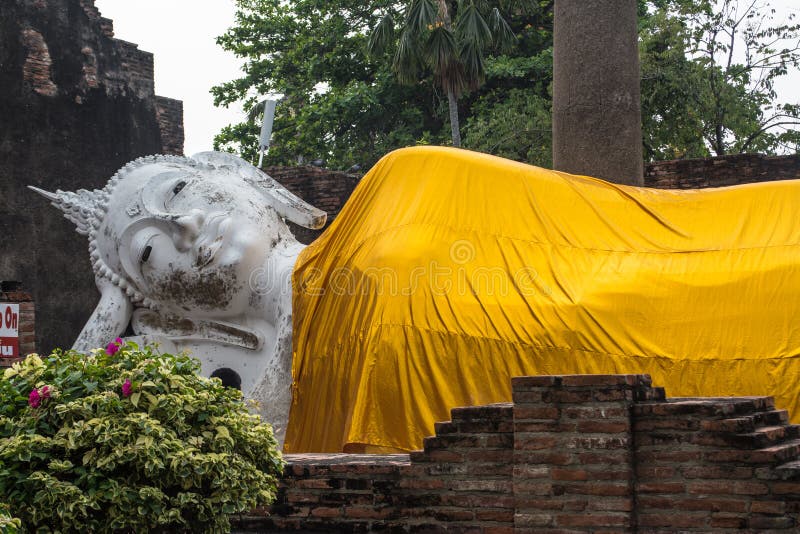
[552, 0, 644, 185]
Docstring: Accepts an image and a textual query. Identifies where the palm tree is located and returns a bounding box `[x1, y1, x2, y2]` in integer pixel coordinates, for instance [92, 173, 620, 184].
[368, 0, 516, 147]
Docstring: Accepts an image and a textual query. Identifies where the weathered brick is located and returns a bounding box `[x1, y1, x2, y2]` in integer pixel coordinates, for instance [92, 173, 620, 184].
[309, 506, 341, 518]
[550, 469, 588, 481]
[687, 480, 769, 496]
[240, 373, 800, 532]
[748, 515, 796, 529]
[576, 420, 630, 433]
[558, 482, 631, 496]
[710, 514, 746, 528]
[513, 512, 554, 527]
[514, 406, 560, 420]
[474, 509, 513, 522]
[555, 512, 631, 527]
[514, 436, 559, 450]
[637, 512, 709, 528]
[749, 500, 786, 514]
[636, 482, 686, 494]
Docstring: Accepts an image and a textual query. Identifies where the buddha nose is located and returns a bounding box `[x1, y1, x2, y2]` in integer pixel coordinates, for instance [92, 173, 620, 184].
[172, 209, 205, 252]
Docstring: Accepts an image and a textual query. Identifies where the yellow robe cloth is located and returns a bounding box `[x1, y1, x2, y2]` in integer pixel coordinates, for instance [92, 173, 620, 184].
[285, 146, 800, 453]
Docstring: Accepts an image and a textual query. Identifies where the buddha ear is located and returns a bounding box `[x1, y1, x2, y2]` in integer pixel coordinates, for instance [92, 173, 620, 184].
[72, 277, 133, 353]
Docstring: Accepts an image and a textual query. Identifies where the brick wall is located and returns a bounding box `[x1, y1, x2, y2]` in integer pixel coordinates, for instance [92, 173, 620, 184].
[0, 282, 35, 367]
[645, 153, 800, 189]
[235, 374, 800, 532]
[112, 39, 154, 99]
[156, 97, 185, 156]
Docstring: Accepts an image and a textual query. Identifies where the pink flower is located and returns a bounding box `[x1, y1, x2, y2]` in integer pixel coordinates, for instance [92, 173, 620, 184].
[106, 337, 123, 355]
[28, 388, 41, 408]
[40, 385, 51, 399]
[121, 379, 132, 398]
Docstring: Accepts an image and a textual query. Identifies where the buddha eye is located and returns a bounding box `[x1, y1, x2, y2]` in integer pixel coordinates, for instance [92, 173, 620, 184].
[141, 245, 152, 263]
[173, 181, 187, 195]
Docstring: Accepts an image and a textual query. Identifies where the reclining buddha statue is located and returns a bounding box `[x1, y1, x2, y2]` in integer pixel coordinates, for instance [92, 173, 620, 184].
[31, 146, 800, 452]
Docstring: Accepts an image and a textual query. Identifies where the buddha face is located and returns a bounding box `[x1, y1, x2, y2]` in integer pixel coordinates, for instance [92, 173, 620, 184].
[31, 151, 326, 352]
[98, 160, 291, 318]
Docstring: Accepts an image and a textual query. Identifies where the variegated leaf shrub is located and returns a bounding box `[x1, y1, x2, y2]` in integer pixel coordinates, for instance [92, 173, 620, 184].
[0, 343, 282, 532]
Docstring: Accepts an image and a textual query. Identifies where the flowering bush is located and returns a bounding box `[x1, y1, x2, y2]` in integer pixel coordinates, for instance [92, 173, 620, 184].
[0, 343, 282, 532]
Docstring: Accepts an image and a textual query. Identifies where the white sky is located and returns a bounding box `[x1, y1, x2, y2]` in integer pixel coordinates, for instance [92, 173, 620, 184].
[94, 0, 800, 157]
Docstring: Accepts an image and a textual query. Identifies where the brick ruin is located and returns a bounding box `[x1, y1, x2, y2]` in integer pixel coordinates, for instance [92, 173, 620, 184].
[236, 374, 800, 532]
[645, 153, 800, 189]
[0, 0, 184, 352]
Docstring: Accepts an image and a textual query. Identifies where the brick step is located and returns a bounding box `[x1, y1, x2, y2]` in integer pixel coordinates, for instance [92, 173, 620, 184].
[634, 396, 775, 419]
[423, 403, 514, 451]
[750, 439, 800, 463]
[728, 425, 800, 450]
[426, 403, 514, 438]
[450, 402, 513, 423]
[775, 459, 800, 480]
[702, 409, 790, 433]
[703, 439, 800, 466]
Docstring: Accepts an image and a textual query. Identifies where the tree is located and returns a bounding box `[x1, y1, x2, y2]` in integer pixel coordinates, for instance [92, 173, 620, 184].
[367, 0, 517, 147]
[213, 0, 452, 171]
[213, 0, 550, 169]
[214, 0, 799, 170]
[640, 0, 800, 159]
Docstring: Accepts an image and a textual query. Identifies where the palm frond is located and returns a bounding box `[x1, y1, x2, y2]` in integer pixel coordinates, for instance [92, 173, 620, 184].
[499, 0, 539, 16]
[460, 40, 486, 88]
[394, 29, 423, 84]
[488, 7, 516, 52]
[405, 0, 437, 36]
[367, 13, 396, 56]
[426, 26, 466, 94]
[457, 2, 493, 49]
[246, 101, 264, 124]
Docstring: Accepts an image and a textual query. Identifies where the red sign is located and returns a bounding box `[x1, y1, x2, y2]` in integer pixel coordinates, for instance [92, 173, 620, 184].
[0, 304, 19, 358]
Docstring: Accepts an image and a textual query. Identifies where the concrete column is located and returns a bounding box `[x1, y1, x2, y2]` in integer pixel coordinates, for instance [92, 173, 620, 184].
[552, 0, 644, 185]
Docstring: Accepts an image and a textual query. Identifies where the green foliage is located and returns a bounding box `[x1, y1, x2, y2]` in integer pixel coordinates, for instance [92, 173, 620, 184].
[367, 0, 524, 145]
[0, 503, 21, 533]
[0, 345, 282, 533]
[214, 0, 799, 170]
[463, 87, 552, 165]
[212, 0, 553, 169]
[641, 0, 800, 158]
[213, 0, 451, 170]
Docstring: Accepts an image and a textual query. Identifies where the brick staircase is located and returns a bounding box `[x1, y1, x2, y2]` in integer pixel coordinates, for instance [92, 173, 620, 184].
[634, 396, 800, 530]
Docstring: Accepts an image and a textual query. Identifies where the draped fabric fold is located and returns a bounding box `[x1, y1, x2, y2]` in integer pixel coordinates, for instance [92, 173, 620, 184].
[286, 146, 800, 453]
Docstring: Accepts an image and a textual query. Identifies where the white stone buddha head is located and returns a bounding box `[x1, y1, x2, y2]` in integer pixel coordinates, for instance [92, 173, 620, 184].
[30, 152, 326, 352]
